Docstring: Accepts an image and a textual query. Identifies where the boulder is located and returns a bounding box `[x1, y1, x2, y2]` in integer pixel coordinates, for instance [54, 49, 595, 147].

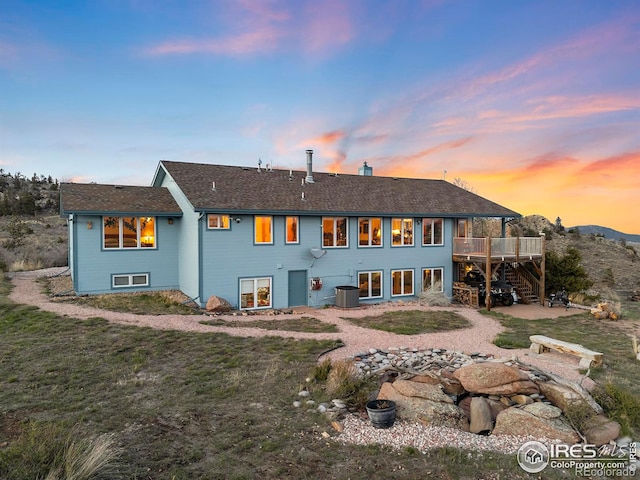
[378, 382, 467, 430]
[537, 381, 589, 413]
[523, 402, 562, 419]
[453, 363, 539, 396]
[583, 415, 621, 446]
[493, 407, 580, 444]
[486, 399, 507, 420]
[391, 379, 453, 403]
[206, 295, 233, 313]
[511, 394, 534, 405]
[469, 397, 493, 433]
[439, 370, 467, 396]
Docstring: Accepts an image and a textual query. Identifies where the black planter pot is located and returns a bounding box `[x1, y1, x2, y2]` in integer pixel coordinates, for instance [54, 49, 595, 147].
[366, 399, 397, 428]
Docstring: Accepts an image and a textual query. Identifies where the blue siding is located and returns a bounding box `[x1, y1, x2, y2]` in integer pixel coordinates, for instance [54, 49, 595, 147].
[72, 214, 180, 294]
[159, 174, 201, 301]
[199, 215, 455, 309]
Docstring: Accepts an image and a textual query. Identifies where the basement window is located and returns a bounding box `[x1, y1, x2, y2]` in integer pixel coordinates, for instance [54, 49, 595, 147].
[422, 268, 443, 292]
[359, 271, 382, 299]
[391, 269, 413, 296]
[240, 277, 272, 309]
[112, 273, 149, 288]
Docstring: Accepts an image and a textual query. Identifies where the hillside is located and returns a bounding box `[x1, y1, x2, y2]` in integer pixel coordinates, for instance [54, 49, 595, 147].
[510, 215, 640, 298]
[0, 171, 60, 216]
[570, 225, 640, 243]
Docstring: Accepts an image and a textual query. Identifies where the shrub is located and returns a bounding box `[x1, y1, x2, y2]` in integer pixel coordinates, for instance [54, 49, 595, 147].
[418, 281, 451, 306]
[318, 359, 377, 410]
[545, 246, 593, 295]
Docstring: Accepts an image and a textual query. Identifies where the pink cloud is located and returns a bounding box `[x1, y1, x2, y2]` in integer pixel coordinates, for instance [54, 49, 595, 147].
[147, 28, 282, 56]
[299, 0, 354, 54]
[579, 151, 640, 187]
[144, 0, 356, 57]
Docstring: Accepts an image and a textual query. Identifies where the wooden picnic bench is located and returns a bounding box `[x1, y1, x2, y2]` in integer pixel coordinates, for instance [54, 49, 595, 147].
[529, 334, 603, 368]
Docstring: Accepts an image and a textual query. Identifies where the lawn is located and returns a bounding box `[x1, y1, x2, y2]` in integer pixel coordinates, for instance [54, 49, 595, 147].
[344, 310, 471, 335]
[200, 316, 339, 333]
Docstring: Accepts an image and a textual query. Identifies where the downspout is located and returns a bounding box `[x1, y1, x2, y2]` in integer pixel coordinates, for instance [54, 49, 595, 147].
[198, 211, 205, 308]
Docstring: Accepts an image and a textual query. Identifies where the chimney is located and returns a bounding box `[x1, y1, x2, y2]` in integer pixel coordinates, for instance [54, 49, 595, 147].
[358, 161, 373, 176]
[305, 149, 314, 184]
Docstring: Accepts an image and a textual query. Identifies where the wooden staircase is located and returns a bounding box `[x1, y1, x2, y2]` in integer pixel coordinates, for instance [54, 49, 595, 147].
[505, 263, 541, 304]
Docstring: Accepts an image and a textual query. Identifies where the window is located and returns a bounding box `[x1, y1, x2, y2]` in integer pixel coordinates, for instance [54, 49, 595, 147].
[422, 268, 444, 292]
[391, 218, 413, 246]
[322, 217, 348, 247]
[240, 277, 272, 309]
[208, 214, 230, 229]
[392, 269, 413, 296]
[255, 216, 273, 244]
[359, 218, 382, 247]
[286, 216, 299, 244]
[103, 216, 156, 249]
[457, 218, 468, 238]
[359, 271, 382, 298]
[112, 273, 149, 288]
[422, 218, 444, 245]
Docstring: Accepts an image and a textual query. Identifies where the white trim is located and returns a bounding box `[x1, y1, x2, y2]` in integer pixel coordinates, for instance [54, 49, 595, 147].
[322, 217, 349, 248]
[421, 218, 444, 246]
[421, 267, 444, 292]
[391, 218, 414, 247]
[112, 273, 149, 288]
[239, 277, 272, 309]
[207, 214, 230, 230]
[391, 269, 414, 296]
[358, 270, 383, 299]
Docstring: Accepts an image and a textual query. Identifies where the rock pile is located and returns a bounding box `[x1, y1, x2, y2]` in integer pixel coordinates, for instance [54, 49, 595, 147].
[352, 347, 620, 446]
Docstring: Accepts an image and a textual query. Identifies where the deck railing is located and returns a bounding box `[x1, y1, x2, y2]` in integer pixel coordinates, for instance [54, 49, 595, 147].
[453, 236, 543, 259]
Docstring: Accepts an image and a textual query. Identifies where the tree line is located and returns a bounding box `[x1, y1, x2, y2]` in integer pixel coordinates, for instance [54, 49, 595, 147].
[0, 170, 60, 216]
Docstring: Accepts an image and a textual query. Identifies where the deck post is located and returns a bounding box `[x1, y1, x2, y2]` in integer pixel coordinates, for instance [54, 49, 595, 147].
[540, 234, 546, 306]
[485, 236, 492, 311]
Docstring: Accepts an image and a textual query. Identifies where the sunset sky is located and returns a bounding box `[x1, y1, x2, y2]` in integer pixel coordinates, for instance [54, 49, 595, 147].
[1, 1, 639, 233]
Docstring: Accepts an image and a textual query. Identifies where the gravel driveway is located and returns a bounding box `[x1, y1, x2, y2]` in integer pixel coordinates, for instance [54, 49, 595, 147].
[8, 267, 586, 381]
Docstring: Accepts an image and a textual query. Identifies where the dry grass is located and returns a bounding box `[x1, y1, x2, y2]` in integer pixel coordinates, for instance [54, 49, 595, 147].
[0, 215, 67, 271]
[43, 431, 120, 480]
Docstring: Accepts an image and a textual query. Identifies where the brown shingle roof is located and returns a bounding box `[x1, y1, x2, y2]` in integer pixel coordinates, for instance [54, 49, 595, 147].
[159, 161, 520, 218]
[60, 183, 182, 216]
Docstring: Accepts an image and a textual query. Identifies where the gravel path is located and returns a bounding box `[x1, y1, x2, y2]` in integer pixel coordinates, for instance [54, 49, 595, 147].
[8, 267, 584, 382]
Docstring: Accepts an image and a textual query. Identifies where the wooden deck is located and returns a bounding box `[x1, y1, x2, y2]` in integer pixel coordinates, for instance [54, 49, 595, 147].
[452, 237, 543, 262]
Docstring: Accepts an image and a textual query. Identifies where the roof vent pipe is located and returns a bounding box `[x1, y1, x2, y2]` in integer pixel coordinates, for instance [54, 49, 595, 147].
[305, 149, 314, 184]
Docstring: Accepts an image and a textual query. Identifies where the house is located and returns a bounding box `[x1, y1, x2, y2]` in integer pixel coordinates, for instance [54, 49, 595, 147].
[60, 150, 544, 310]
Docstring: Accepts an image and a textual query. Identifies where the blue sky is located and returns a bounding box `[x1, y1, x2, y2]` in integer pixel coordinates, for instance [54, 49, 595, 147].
[1, 0, 639, 232]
